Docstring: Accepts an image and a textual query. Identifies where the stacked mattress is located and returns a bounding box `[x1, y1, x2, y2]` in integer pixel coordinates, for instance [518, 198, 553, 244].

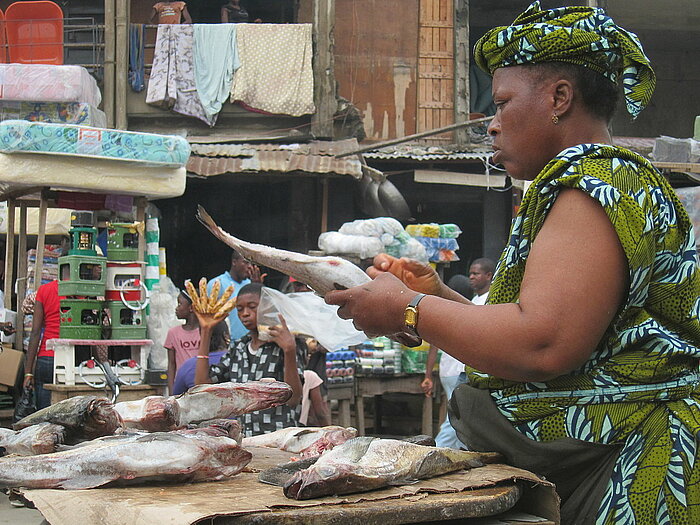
[0, 121, 190, 199]
[0, 64, 105, 126]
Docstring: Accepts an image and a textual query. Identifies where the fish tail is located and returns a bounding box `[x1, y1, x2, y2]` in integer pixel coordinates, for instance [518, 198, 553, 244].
[196, 205, 225, 242]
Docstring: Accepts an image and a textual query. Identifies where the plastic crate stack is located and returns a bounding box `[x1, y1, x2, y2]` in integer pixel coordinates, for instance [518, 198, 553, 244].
[325, 348, 355, 385]
[354, 337, 403, 375]
[405, 223, 462, 263]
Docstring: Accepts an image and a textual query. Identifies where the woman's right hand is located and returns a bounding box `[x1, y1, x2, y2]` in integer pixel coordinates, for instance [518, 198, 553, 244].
[420, 376, 433, 397]
[368, 254, 444, 297]
[23, 374, 34, 389]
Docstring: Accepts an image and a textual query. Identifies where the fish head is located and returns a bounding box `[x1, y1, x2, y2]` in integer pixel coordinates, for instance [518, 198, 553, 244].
[233, 380, 293, 405]
[283, 463, 386, 500]
[84, 398, 124, 438]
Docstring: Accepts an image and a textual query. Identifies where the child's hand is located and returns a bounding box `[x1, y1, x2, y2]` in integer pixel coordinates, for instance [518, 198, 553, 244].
[185, 278, 236, 330]
[267, 315, 296, 353]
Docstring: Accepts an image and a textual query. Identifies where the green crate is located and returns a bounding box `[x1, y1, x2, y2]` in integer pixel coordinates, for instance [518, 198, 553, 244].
[58, 255, 106, 297]
[59, 298, 103, 339]
[107, 223, 139, 262]
[106, 301, 147, 340]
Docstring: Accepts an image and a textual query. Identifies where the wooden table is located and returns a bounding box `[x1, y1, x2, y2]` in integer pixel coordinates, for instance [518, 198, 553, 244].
[354, 373, 440, 436]
[327, 381, 354, 428]
[45, 383, 165, 404]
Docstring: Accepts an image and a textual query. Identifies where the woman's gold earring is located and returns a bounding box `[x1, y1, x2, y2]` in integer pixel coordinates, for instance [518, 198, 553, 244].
[551, 114, 559, 125]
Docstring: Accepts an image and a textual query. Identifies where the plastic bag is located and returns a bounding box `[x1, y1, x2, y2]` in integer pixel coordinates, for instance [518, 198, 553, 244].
[146, 275, 181, 370]
[13, 386, 36, 422]
[256, 287, 367, 351]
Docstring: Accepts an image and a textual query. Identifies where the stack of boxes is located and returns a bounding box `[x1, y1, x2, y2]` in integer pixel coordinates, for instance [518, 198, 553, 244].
[105, 223, 147, 340]
[353, 337, 403, 376]
[325, 349, 355, 384]
[58, 211, 106, 339]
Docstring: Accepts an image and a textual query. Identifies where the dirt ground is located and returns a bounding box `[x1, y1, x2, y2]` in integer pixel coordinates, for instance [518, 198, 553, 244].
[0, 493, 46, 525]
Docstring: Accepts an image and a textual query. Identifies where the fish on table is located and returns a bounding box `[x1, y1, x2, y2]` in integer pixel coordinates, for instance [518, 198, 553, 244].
[0, 431, 252, 490]
[242, 426, 357, 457]
[197, 205, 371, 296]
[283, 436, 503, 500]
[13, 396, 123, 444]
[0, 423, 66, 456]
[114, 381, 293, 432]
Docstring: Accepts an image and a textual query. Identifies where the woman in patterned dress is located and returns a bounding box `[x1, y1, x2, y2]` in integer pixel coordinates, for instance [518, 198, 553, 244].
[325, 3, 700, 523]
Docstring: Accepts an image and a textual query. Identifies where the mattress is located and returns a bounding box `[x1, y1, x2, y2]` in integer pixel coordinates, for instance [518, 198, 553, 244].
[0, 120, 191, 168]
[0, 64, 102, 107]
[0, 152, 186, 200]
[0, 101, 107, 127]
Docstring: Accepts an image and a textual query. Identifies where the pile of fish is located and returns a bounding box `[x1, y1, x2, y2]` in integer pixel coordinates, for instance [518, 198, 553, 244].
[242, 425, 357, 458]
[0, 380, 293, 490]
[282, 436, 502, 500]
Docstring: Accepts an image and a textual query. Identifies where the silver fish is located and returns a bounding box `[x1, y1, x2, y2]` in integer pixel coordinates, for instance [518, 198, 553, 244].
[284, 436, 502, 499]
[0, 432, 252, 490]
[13, 396, 123, 444]
[242, 426, 357, 457]
[0, 423, 66, 456]
[197, 205, 371, 296]
[113, 381, 293, 432]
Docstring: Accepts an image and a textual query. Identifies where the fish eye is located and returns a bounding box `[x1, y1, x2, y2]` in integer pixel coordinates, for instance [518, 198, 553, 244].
[318, 466, 338, 479]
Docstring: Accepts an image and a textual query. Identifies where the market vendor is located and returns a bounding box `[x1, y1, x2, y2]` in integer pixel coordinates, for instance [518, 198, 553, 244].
[325, 3, 700, 523]
[193, 282, 306, 437]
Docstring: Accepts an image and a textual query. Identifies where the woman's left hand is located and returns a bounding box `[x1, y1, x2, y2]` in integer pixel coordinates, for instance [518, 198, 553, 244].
[325, 272, 412, 336]
[267, 315, 296, 353]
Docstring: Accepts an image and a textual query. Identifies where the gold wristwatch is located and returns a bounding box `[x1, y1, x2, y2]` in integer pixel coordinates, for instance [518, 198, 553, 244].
[404, 293, 427, 338]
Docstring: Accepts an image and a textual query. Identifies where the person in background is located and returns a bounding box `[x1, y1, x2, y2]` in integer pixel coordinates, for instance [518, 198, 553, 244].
[325, 3, 700, 521]
[221, 0, 249, 23]
[422, 258, 494, 449]
[301, 338, 331, 427]
[150, 1, 192, 25]
[194, 283, 306, 437]
[172, 320, 229, 395]
[164, 289, 200, 394]
[208, 250, 258, 343]
[24, 280, 64, 409]
[289, 277, 312, 294]
[467, 258, 494, 305]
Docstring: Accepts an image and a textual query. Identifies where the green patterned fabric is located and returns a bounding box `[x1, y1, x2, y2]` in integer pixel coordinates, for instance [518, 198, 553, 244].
[473, 1, 655, 118]
[466, 143, 700, 522]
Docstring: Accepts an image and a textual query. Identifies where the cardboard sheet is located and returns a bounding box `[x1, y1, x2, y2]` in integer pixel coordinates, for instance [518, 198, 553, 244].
[22, 447, 558, 525]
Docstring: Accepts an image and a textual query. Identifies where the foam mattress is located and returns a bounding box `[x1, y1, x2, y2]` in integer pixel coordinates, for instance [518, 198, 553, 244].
[0, 120, 191, 167]
[0, 64, 102, 107]
[0, 152, 186, 200]
[0, 101, 106, 127]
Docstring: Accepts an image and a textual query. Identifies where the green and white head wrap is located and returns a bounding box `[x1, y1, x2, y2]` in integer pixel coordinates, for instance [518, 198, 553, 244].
[473, 1, 655, 118]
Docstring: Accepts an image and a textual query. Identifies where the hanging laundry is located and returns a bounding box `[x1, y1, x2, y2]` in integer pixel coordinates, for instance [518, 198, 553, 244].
[193, 24, 240, 120]
[129, 24, 145, 92]
[230, 24, 315, 116]
[146, 24, 216, 126]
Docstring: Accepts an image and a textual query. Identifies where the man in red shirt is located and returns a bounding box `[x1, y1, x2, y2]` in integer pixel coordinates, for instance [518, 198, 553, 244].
[23, 280, 64, 409]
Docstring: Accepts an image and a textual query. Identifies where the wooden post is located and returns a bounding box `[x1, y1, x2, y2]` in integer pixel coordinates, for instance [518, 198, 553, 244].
[454, 0, 470, 145]
[16, 203, 28, 350]
[104, 0, 116, 128]
[4, 199, 15, 310]
[320, 177, 329, 233]
[115, 0, 130, 130]
[136, 197, 147, 263]
[34, 192, 48, 292]
[311, 0, 335, 140]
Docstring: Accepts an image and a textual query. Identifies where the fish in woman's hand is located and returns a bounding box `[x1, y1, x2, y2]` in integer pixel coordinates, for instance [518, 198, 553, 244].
[0, 423, 66, 456]
[13, 396, 123, 444]
[242, 426, 357, 456]
[283, 436, 503, 500]
[197, 206, 371, 296]
[114, 381, 293, 432]
[0, 431, 252, 490]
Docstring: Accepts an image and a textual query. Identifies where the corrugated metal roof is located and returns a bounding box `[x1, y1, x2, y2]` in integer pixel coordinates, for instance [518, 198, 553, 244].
[187, 139, 364, 178]
[362, 144, 493, 161]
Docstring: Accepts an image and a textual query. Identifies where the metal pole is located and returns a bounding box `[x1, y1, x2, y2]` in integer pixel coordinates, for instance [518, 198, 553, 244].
[334, 115, 494, 158]
[4, 199, 15, 310]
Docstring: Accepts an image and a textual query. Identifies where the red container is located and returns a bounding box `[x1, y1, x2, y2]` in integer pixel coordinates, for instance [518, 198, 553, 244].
[6, 1, 64, 65]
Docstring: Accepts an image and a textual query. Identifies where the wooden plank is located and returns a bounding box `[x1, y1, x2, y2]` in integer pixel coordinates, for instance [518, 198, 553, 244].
[654, 161, 700, 174]
[103, 0, 116, 128]
[418, 101, 453, 109]
[3, 198, 14, 310]
[415, 169, 506, 188]
[115, 0, 129, 130]
[16, 203, 27, 350]
[419, 71, 453, 79]
[454, 0, 470, 145]
[311, 0, 336, 139]
[34, 192, 48, 292]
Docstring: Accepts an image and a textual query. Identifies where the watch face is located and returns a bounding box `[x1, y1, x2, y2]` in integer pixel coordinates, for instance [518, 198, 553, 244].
[405, 308, 418, 326]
